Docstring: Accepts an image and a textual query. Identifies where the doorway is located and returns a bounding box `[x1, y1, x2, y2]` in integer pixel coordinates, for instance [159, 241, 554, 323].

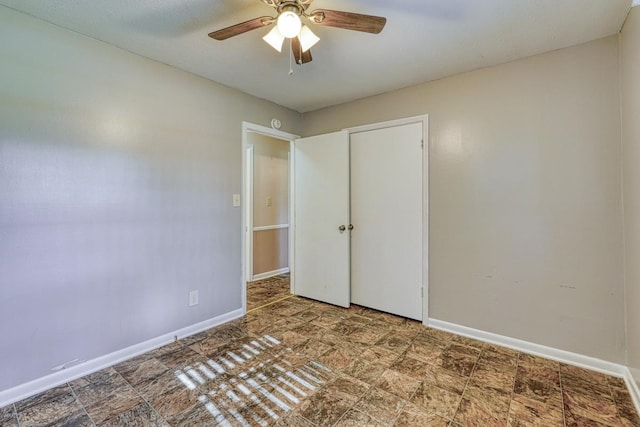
[241, 122, 299, 313]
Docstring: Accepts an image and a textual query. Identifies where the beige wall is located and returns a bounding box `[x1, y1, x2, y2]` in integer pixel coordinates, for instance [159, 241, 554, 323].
[251, 134, 290, 227]
[303, 37, 625, 363]
[248, 133, 290, 275]
[253, 229, 289, 275]
[0, 6, 300, 391]
[621, 6, 640, 381]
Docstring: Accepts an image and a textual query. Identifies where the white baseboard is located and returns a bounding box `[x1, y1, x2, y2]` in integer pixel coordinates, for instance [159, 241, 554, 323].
[630, 367, 640, 386]
[627, 367, 640, 413]
[428, 318, 640, 415]
[427, 318, 625, 375]
[252, 267, 290, 281]
[0, 309, 243, 408]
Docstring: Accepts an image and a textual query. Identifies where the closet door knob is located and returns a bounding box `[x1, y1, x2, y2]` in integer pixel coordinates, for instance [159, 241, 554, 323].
[348, 224, 354, 230]
[338, 225, 346, 232]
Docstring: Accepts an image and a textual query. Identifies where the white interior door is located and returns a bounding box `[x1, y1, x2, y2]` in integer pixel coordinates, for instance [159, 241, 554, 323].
[293, 130, 350, 307]
[350, 122, 424, 320]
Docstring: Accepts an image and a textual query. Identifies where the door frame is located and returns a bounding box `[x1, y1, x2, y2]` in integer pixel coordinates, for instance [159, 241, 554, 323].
[245, 145, 254, 282]
[241, 121, 299, 314]
[344, 115, 429, 324]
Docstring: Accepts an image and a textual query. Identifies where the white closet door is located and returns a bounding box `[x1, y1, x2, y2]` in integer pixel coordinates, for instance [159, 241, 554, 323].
[293, 131, 350, 307]
[350, 122, 424, 320]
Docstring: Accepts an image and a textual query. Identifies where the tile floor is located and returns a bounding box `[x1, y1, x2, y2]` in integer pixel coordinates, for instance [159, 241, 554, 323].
[1, 277, 639, 426]
[246, 275, 291, 312]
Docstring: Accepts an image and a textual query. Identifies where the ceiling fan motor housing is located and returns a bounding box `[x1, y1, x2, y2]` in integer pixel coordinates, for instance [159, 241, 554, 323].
[278, 2, 304, 16]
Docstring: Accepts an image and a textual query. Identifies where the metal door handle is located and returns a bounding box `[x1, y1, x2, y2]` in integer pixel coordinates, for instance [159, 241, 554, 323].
[338, 225, 346, 232]
[348, 224, 354, 230]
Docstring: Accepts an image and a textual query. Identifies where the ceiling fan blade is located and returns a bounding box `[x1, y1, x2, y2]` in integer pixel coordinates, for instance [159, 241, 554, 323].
[208, 16, 274, 40]
[308, 9, 386, 34]
[292, 37, 313, 64]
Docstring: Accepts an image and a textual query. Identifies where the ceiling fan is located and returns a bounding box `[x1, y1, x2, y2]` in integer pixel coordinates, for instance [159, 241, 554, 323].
[208, 0, 386, 65]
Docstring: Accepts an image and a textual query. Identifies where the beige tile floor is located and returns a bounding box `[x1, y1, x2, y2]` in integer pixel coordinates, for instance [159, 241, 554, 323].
[1, 277, 639, 426]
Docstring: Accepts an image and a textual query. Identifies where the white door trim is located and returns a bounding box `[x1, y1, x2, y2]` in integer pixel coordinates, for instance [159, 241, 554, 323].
[241, 122, 299, 313]
[344, 115, 429, 323]
[344, 115, 429, 134]
[245, 145, 254, 282]
[289, 142, 295, 296]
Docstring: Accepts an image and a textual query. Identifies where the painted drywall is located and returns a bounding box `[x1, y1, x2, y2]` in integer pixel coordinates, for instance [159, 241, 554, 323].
[247, 133, 289, 275]
[250, 134, 289, 228]
[621, 6, 640, 382]
[253, 229, 288, 275]
[303, 37, 625, 363]
[0, 6, 301, 391]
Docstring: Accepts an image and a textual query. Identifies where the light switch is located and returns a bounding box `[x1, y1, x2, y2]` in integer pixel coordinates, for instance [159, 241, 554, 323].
[233, 194, 241, 207]
[266, 196, 272, 207]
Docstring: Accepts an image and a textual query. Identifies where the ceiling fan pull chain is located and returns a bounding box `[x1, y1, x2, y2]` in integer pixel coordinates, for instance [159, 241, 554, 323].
[289, 38, 294, 75]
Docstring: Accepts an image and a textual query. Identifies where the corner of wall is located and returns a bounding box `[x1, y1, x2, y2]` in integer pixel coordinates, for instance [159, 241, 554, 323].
[618, 12, 629, 373]
[620, 1, 640, 375]
[632, 367, 640, 386]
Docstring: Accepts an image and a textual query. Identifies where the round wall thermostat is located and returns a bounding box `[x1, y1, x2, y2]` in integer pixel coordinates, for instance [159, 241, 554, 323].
[270, 118, 282, 129]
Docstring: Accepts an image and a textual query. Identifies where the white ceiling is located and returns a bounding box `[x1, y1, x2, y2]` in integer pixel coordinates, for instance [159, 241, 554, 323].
[0, 0, 633, 112]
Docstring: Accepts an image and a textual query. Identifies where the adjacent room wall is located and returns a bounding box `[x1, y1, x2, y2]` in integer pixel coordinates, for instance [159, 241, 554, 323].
[0, 6, 301, 391]
[248, 133, 289, 276]
[303, 37, 626, 363]
[253, 229, 288, 275]
[621, 6, 640, 382]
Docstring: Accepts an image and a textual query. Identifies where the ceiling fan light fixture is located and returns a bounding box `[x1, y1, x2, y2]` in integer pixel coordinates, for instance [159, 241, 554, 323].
[277, 10, 302, 38]
[208, 3, 387, 67]
[298, 25, 319, 52]
[263, 26, 285, 52]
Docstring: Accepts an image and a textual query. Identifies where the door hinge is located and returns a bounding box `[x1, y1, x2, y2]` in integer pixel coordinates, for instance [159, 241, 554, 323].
[421, 287, 424, 298]
[421, 139, 424, 149]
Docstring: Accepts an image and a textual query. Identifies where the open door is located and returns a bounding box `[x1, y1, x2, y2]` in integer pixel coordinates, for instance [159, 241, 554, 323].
[292, 130, 350, 307]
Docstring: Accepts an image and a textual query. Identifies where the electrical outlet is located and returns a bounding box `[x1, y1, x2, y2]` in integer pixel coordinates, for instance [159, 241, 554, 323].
[189, 290, 199, 307]
[266, 196, 272, 207]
